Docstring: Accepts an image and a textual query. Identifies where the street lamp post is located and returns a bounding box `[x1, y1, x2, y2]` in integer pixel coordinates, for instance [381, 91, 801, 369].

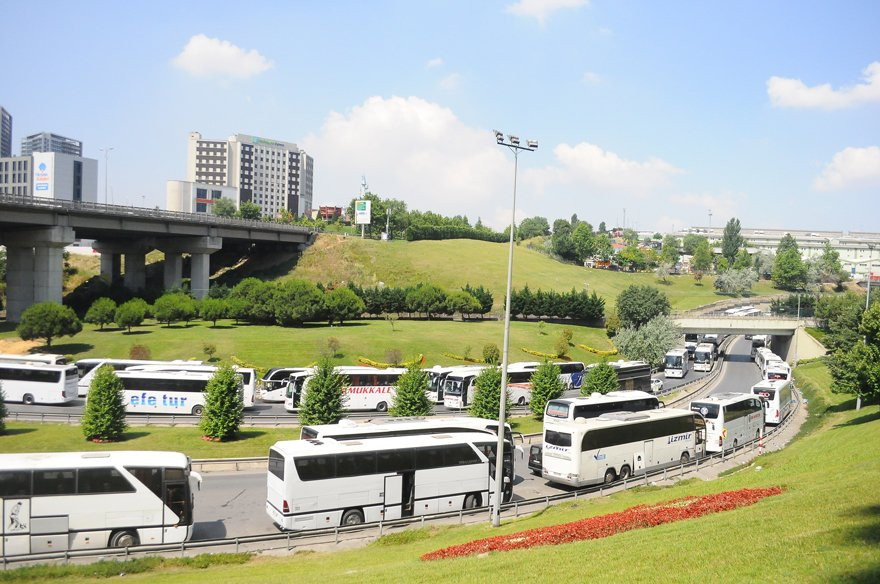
[99, 147, 114, 205]
[492, 130, 537, 528]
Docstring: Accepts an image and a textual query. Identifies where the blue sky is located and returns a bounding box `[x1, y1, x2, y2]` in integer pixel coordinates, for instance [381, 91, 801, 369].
[2, 0, 879, 232]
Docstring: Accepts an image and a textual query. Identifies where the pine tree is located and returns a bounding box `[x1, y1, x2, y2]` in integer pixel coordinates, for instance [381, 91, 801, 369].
[389, 363, 432, 417]
[299, 357, 348, 425]
[528, 361, 564, 418]
[469, 366, 513, 421]
[200, 363, 244, 440]
[81, 365, 128, 441]
[582, 361, 619, 395]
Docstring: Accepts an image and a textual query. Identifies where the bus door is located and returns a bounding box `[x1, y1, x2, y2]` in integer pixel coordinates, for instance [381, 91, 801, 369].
[635, 440, 653, 472]
[3, 498, 31, 555]
[382, 474, 404, 520]
[162, 469, 191, 538]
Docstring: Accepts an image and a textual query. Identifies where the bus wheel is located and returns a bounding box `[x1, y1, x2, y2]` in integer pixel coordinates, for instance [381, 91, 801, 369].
[680, 452, 690, 465]
[517, 397, 526, 406]
[463, 493, 482, 509]
[375, 401, 388, 413]
[341, 509, 364, 526]
[619, 465, 631, 480]
[733, 439, 738, 451]
[109, 530, 139, 548]
[603, 468, 616, 484]
[22, 394, 35, 405]
[191, 405, 204, 416]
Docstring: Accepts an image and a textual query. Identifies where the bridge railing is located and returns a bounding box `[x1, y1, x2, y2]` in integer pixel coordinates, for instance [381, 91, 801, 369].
[0, 192, 313, 234]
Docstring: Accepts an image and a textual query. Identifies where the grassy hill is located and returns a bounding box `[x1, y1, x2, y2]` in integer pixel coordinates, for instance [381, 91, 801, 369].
[288, 235, 779, 311]
[5, 361, 877, 583]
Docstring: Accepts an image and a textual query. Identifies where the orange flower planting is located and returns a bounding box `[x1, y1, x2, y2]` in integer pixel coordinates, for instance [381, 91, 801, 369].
[421, 487, 783, 561]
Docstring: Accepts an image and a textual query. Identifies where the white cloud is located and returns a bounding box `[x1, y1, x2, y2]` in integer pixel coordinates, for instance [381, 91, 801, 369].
[172, 34, 273, 79]
[506, 0, 589, 24]
[426, 57, 444, 69]
[667, 192, 740, 228]
[439, 73, 462, 91]
[813, 146, 880, 191]
[581, 71, 601, 85]
[767, 61, 880, 109]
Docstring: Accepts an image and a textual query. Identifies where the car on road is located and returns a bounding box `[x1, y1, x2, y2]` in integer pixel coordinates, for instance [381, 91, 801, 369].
[651, 378, 663, 394]
[528, 444, 542, 475]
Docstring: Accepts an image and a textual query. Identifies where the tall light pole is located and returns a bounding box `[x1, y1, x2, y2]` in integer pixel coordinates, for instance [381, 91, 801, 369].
[708, 209, 712, 230]
[99, 147, 114, 205]
[492, 129, 537, 528]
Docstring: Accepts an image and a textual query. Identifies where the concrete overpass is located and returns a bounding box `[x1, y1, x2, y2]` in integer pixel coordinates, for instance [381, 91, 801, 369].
[0, 194, 316, 320]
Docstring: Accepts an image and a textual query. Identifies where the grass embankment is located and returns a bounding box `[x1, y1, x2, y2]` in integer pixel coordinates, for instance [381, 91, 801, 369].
[4, 361, 878, 583]
[289, 235, 779, 311]
[0, 319, 613, 368]
[0, 415, 543, 458]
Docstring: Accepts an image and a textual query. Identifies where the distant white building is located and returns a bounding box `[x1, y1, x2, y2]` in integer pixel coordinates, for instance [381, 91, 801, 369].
[166, 180, 239, 214]
[0, 151, 97, 202]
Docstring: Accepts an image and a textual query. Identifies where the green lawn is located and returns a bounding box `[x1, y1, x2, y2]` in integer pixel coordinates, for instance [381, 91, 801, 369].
[4, 362, 878, 583]
[0, 319, 613, 369]
[288, 235, 779, 311]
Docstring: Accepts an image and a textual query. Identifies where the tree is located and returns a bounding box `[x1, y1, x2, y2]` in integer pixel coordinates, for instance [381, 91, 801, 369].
[716, 257, 730, 272]
[721, 218, 745, 264]
[551, 219, 577, 261]
[733, 248, 752, 270]
[655, 262, 672, 283]
[528, 361, 564, 418]
[81, 365, 128, 442]
[616, 285, 671, 329]
[618, 244, 645, 271]
[274, 280, 325, 325]
[17, 302, 82, 347]
[200, 363, 244, 440]
[582, 361, 619, 395]
[518, 216, 550, 240]
[236, 201, 262, 220]
[809, 242, 848, 288]
[682, 233, 708, 255]
[405, 284, 448, 318]
[299, 357, 348, 425]
[153, 292, 194, 327]
[84, 297, 117, 330]
[598, 221, 607, 234]
[829, 342, 880, 404]
[482, 343, 500, 365]
[469, 366, 512, 421]
[212, 198, 237, 217]
[660, 235, 680, 265]
[199, 297, 228, 327]
[571, 222, 595, 263]
[715, 268, 758, 296]
[463, 284, 493, 315]
[324, 287, 365, 325]
[622, 228, 639, 245]
[605, 312, 621, 337]
[818, 291, 866, 352]
[114, 299, 147, 332]
[613, 315, 682, 368]
[777, 233, 799, 254]
[753, 251, 775, 279]
[692, 239, 713, 273]
[860, 302, 880, 346]
[594, 233, 613, 261]
[389, 363, 432, 417]
[772, 244, 807, 291]
[445, 290, 481, 318]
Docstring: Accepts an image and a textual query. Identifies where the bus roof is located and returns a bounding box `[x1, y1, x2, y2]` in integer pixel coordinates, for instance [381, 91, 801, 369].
[0, 450, 190, 470]
[548, 390, 656, 406]
[303, 416, 509, 434]
[545, 407, 694, 430]
[691, 392, 755, 406]
[333, 366, 407, 374]
[271, 431, 497, 456]
[0, 353, 67, 364]
[116, 369, 217, 380]
[0, 361, 75, 372]
[665, 348, 689, 355]
[695, 343, 715, 351]
[587, 359, 650, 369]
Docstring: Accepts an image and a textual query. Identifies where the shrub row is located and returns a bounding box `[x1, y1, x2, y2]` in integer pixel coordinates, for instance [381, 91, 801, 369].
[509, 286, 605, 322]
[347, 283, 493, 318]
[356, 354, 426, 369]
[577, 343, 619, 356]
[404, 224, 508, 243]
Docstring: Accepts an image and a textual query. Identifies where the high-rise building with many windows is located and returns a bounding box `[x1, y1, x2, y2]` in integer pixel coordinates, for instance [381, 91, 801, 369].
[0, 107, 12, 158]
[20, 132, 83, 157]
[183, 132, 314, 218]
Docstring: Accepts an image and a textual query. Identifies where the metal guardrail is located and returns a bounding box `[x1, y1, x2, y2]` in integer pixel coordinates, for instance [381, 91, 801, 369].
[0, 192, 313, 234]
[1, 386, 802, 567]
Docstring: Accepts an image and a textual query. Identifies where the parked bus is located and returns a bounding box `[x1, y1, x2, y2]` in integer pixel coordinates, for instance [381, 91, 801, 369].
[0, 353, 68, 365]
[754, 348, 784, 375]
[284, 367, 405, 413]
[690, 393, 765, 453]
[684, 334, 700, 357]
[752, 379, 794, 425]
[75, 359, 203, 397]
[541, 408, 705, 487]
[299, 417, 520, 502]
[266, 432, 509, 530]
[554, 362, 586, 390]
[750, 335, 770, 358]
[0, 451, 200, 555]
[124, 364, 255, 409]
[425, 366, 483, 404]
[585, 360, 652, 393]
[443, 363, 537, 409]
[544, 391, 661, 424]
[0, 362, 78, 405]
[663, 349, 690, 379]
[115, 369, 247, 415]
[764, 362, 792, 382]
[693, 343, 716, 373]
[260, 367, 309, 402]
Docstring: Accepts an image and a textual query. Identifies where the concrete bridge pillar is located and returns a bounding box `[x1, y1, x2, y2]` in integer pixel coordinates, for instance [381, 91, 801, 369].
[163, 253, 184, 291]
[190, 253, 212, 299]
[124, 253, 146, 292]
[91, 239, 154, 294]
[0, 226, 75, 322]
[155, 236, 222, 299]
[100, 252, 122, 283]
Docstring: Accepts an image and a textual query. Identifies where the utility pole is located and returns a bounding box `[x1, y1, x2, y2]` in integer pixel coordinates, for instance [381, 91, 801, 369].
[99, 147, 114, 205]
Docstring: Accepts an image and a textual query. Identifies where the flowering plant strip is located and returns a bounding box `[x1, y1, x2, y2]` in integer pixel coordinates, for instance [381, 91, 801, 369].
[421, 487, 783, 561]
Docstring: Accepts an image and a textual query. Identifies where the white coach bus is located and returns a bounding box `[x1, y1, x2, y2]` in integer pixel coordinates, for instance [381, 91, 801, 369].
[0, 361, 78, 405]
[443, 363, 536, 410]
[426, 366, 483, 404]
[543, 391, 661, 424]
[75, 359, 203, 397]
[692, 343, 716, 373]
[284, 367, 405, 413]
[0, 451, 200, 556]
[0, 354, 68, 365]
[764, 362, 792, 382]
[115, 369, 248, 415]
[124, 364, 255, 409]
[690, 392, 765, 453]
[541, 408, 705, 487]
[752, 379, 794, 425]
[663, 348, 690, 379]
[266, 432, 505, 530]
[260, 367, 310, 402]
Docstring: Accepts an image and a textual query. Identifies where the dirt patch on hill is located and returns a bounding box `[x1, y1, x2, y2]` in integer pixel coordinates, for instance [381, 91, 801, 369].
[0, 338, 40, 355]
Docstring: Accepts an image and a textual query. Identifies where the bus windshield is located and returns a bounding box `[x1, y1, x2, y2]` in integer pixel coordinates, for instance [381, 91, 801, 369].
[694, 352, 711, 364]
[691, 403, 719, 419]
[444, 379, 463, 396]
[665, 355, 683, 368]
[545, 401, 570, 419]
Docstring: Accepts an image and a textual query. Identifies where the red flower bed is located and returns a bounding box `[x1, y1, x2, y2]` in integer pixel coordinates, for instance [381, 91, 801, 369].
[421, 487, 783, 561]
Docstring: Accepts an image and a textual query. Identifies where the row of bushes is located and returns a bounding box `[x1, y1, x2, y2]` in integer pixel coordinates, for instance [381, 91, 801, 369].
[509, 286, 606, 321]
[347, 283, 493, 318]
[404, 224, 508, 243]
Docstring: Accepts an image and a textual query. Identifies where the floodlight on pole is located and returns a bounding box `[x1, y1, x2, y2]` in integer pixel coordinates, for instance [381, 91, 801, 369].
[491, 130, 537, 528]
